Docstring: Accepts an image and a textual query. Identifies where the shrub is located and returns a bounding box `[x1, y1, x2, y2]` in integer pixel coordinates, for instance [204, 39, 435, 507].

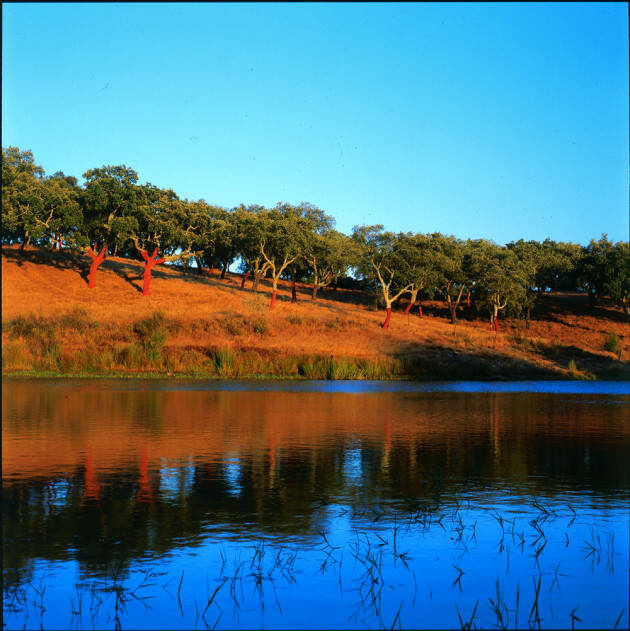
[57, 307, 96, 333]
[251, 317, 270, 336]
[8, 314, 56, 343]
[603, 331, 621, 355]
[132, 311, 168, 365]
[133, 311, 167, 339]
[210, 348, 235, 375]
[219, 311, 245, 336]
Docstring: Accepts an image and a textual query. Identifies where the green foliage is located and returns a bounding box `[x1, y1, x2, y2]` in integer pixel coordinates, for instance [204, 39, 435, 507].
[467, 240, 528, 320]
[251, 316, 270, 336]
[210, 348, 235, 375]
[132, 311, 168, 363]
[1, 147, 82, 248]
[2, 146, 629, 327]
[603, 331, 621, 355]
[57, 307, 97, 332]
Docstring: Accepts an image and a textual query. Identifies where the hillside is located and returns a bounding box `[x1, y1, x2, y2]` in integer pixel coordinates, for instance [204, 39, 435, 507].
[2, 245, 628, 380]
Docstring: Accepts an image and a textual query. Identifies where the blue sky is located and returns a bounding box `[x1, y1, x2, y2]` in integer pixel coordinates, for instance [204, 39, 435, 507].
[2, 2, 628, 244]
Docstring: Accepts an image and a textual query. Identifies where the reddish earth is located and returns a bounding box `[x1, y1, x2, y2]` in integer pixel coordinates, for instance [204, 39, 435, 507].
[2, 245, 628, 379]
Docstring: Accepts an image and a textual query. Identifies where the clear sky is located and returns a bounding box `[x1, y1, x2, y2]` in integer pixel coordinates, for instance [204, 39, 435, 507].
[2, 2, 628, 245]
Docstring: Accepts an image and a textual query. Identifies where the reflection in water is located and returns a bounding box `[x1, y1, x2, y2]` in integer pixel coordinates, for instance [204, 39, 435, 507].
[2, 379, 629, 629]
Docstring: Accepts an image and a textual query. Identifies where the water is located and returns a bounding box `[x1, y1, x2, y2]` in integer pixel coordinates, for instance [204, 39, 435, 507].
[2, 379, 629, 630]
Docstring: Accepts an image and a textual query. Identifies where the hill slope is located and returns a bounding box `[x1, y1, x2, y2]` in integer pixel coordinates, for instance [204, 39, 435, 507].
[2, 246, 628, 380]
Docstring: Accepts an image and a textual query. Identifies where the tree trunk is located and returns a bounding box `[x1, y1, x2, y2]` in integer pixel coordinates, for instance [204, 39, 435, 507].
[525, 305, 530, 329]
[253, 271, 261, 292]
[270, 290, 277, 309]
[449, 302, 457, 323]
[88, 246, 106, 288]
[141, 248, 166, 296]
[404, 290, 419, 316]
[291, 278, 297, 303]
[241, 271, 250, 288]
[221, 262, 228, 279]
[382, 307, 392, 329]
[312, 284, 319, 300]
[418, 304, 423, 317]
[195, 257, 204, 276]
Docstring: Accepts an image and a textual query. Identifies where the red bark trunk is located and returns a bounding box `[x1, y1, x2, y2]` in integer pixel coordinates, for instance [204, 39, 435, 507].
[382, 307, 392, 329]
[270, 289, 277, 310]
[141, 248, 165, 296]
[87, 246, 106, 288]
[494, 316, 499, 332]
[449, 304, 457, 323]
[291, 278, 297, 303]
[404, 302, 413, 316]
[418, 304, 423, 317]
[241, 271, 250, 288]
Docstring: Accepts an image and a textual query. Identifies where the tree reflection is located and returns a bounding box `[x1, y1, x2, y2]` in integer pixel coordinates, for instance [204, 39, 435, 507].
[2, 383, 629, 584]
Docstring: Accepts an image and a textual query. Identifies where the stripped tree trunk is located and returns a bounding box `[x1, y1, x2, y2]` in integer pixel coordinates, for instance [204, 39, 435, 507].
[241, 270, 250, 288]
[382, 306, 393, 329]
[404, 288, 420, 316]
[291, 277, 297, 303]
[87, 244, 107, 288]
[140, 248, 166, 296]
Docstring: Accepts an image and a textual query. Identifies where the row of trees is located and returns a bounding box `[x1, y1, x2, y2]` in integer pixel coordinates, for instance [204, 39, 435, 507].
[2, 147, 629, 328]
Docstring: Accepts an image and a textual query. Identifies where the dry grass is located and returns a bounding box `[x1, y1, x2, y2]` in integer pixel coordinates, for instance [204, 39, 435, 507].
[2, 245, 629, 379]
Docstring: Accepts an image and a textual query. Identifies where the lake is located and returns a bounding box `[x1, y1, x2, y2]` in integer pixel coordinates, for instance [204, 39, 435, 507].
[2, 379, 629, 630]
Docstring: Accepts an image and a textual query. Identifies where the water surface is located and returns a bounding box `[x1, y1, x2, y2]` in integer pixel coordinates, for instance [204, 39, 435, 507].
[3, 379, 629, 629]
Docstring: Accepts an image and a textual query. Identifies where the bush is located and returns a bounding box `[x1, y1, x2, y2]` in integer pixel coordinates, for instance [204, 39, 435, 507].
[133, 311, 168, 364]
[57, 307, 96, 333]
[251, 317, 270, 336]
[133, 311, 167, 339]
[7, 314, 56, 343]
[603, 331, 621, 355]
[219, 311, 245, 336]
[210, 348, 235, 375]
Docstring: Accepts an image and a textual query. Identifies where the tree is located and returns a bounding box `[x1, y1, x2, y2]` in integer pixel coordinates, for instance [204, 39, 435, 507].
[81, 165, 144, 288]
[468, 241, 527, 331]
[352, 225, 413, 329]
[259, 203, 313, 309]
[186, 200, 229, 276]
[604, 241, 630, 315]
[395, 232, 438, 317]
[577, 236, 630, 313]
[307, 229, 356, 299]
[232, 205, 272, 291]
[1, 147, 82, 251]
[428, 233, 468, 324]
[129, 184, 196, 296]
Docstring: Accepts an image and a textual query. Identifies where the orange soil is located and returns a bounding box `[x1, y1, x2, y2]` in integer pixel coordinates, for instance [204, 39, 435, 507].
[2, 245, 629, 378]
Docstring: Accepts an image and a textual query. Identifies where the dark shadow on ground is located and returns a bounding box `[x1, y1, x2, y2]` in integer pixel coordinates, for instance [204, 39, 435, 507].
[388, 340, 562, 380]
[536, 292, 629, 326]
